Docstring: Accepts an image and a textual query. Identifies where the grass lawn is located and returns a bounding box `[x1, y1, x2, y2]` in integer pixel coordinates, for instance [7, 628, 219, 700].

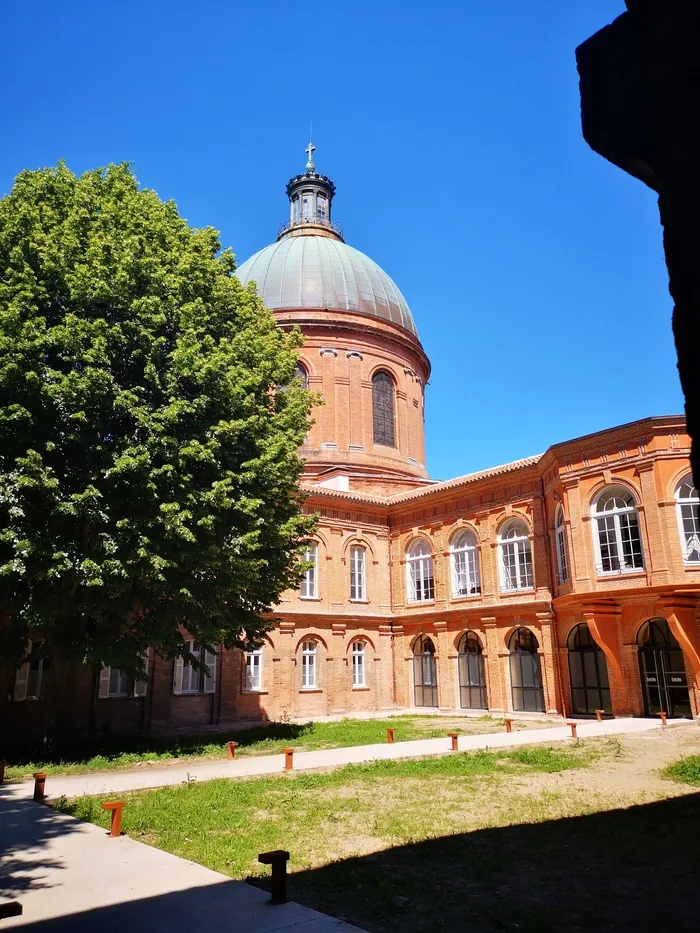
[663, 752, 700, 786]
[56, 730, 700, 933]
[5, 713, 533, 779]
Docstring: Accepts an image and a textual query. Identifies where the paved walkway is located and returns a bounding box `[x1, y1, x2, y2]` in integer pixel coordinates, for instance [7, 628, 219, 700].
[5, 717, 692, 802]
[0, 788, 365, 931]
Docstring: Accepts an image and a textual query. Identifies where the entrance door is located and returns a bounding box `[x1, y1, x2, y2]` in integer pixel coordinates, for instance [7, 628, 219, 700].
[509, 628, 545, 713]
[413, 635, 438, 708]
[638, 618, 691, 718]
[458, 632, 487, 709]
[567, 623, 612, 716]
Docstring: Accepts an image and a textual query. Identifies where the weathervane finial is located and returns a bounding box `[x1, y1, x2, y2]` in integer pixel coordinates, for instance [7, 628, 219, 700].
[305, 123, 316, 172]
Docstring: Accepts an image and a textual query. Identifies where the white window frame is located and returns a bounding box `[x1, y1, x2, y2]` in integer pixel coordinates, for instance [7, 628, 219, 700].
[352, 640, 366, 688]
[498, 519, 534, 592]
[13, 639, 48, 702]
[173, 640, 217, 695]
[245, 648, 263, 692]
[554, 506, 569, 584]
[450, 530, 481, 597]
[591, 487, 645, 576]
[301, 640, 317, 689]
[675, 475, 700, 564]
[300, 543, 318, 599]
[98, 651, 149, 699]
[350, 545, 366, 601]
[406, 539, 435, 603]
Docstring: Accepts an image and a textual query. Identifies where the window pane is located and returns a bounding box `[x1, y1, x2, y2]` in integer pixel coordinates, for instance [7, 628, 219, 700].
[372, 372, 395, 446]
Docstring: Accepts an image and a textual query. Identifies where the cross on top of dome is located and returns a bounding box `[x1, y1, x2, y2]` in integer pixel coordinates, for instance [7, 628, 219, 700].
[305, 140, 316, 173]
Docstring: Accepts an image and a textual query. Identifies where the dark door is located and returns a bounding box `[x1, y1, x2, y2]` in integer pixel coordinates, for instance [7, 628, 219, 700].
[638, 619, 691, 719]
[509, 628, 545, 713]
[413, 635, 438, 708]
[458, 632, 488, 709]
[568, 624, 612, 716]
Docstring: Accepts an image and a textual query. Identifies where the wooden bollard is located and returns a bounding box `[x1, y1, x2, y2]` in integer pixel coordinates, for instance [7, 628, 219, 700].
[448, 732, 459, 752]
[387, 727, 395, 744]
[226, 741, 239, 760]
[32, 772, 47, 803]
[657, 711, 667, 727]
[282, 748, 294, 770]
[504, 718, 513, 734]
[101, 801, 125, 837]
[0, 901, 23, 919]
[258, 849, 290, 904]
[567, 721, 578, 738]
[595, 709, 604, 722]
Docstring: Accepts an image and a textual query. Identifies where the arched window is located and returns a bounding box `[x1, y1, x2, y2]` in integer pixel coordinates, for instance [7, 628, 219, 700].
[316, 194, 327, 222]
[406, 539, 434, 603]
[508, 628, 544, 712]
[554, 505, 569, 584]
[412, 635, 438, 707]
[301, 640, 317, 689]
[349, 545, 366, 601]
[567, 624, 610, 716]
[498, 519, 534, 592]
[457, 632, 487, 709]
[450, 530, 481, 597]
[294, 363, 308, 389]
[351, 640, 366, 687]
[637, 618, 691, 718]
[372, 371, 395, 447]
[291, 195, 299, 222]
[592, 486, 644, 574]
[301, 192, 313, 220]
[675, 475, 700, 564]
[300, 543, 318, 599]
[245, 648, 263, 692]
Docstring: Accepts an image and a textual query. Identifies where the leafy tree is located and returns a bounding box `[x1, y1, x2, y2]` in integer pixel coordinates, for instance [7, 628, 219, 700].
[0, 162, 315, 685]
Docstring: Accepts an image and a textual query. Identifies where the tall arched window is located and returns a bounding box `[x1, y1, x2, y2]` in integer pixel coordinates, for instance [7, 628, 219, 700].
[554, 505, 569, 584]
[592, 486, 644, 575]
[372, 371, 395, 447]
[450, 530, 481, 597]
[567, 624, 610, 716]
[300, 543, 318, 599]
[245, 648, 263, 692]
[349, 545, 366, 601]
[675, 475, 700, 564]
[406, 539, 434, 603]
[498, 519, 534, 592]
[412, 635, 438, 707]
[351, 640, 366, 687]
[457, 632, 487, 709]
[508, 628, 544, 712]
[301, 640, 317, 688]
[294, 363, 308, 389]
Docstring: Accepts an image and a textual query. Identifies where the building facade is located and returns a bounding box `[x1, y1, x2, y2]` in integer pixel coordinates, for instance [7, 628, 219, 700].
[5, 150, 700, 745]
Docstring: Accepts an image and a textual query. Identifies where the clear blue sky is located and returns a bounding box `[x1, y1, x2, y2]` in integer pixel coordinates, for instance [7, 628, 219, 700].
[3, 1, 682, 481]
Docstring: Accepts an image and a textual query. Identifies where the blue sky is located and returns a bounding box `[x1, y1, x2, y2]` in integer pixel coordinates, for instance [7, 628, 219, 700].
[3, 1, 681, 481]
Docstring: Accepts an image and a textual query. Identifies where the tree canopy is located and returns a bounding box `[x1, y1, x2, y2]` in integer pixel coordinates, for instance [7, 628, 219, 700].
[0, 162, 315, 676]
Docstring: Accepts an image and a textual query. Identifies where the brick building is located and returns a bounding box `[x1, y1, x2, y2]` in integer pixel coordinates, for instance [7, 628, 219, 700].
[6, 149, 700, 743]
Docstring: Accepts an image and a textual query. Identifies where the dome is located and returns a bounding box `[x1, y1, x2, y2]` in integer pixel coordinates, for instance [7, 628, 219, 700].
[236, 234, 419, 339]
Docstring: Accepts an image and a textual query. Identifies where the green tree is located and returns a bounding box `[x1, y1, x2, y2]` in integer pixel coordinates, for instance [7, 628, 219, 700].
[0, 162, 315, 685]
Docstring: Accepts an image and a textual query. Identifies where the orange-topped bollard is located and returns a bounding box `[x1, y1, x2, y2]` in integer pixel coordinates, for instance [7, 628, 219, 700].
[387, 727, 396, 744]
[567, 721, 578, 739]
[282, 748, 295, 770]
[595, 709, 604, 722]
[32, 772, 47, 803]
[657, 711, 668, 727]
[448, 732, 459, 752]
[226, 741, 239, 760]
[504, 718, 513, 734]
[258, 850, 290, 904]
[101, 801, 125, 837]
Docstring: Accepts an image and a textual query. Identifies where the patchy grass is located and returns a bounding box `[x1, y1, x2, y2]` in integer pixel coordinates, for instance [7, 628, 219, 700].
[5, 714, 519, 779]
[664, 753, 700, 786]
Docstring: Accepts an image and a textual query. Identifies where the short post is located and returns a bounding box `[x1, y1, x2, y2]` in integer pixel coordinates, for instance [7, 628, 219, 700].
[32, 772, 46, 803]
[0, 901, 23, 920]
[258, 850, 290, 904]
[567, 721, 578, 739]
[226, 741, 239, 760]
[0, 761, 6, 785]
[387, 727, 395, 744]
[282, 748, 294, 770]
[448, 732, 459, 752]
[504, 718, 513, 734]
[101, 801, 125, 837]
[595, 709, 604, 722]
[657, 711, 668, 727]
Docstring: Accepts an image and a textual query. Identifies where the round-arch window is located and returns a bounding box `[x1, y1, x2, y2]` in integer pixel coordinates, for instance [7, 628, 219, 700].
[372, 371, 395, 447]
[498, 519, 533, 592]
[295, 364, 308, 389]
[406, 539, 434, 603]
[301, 640, 317, 688]
[450, 530, 481, 597]
[412, 635, 437, 707]
[352, 640, 366, 687]
[554, 505, 569, 584]
[457, 631, 487, 710]
[592, 486, 644, 574]
[508, 627, 544, 712]
[675, 476, 700, 563]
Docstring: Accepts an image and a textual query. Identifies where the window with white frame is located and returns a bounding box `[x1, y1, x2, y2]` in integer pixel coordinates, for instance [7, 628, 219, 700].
[352, 640, 366, 687]
[173, 641, 217, 695]
[317, 194, 327, 222]
[98, 653, 149, 699]
[13, 640, 50, 701]
[675, 476, 700, 564]
[302, 193, 312, 219]
[450, 529, 481, 597]
[350, 545, 366, 601]
[498, 519, 534, 592]
[554, 505, 569, 584]
[406, 538, 435, 603]
[301, 640, 317, 688]
[592, 486, 644, 574]
[300, 543, 318, 598]
[246, 648, 263, 691]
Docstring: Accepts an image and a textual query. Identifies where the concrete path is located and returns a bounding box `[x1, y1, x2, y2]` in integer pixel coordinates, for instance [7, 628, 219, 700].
[5, 717, 692, 802]
[0, 788, 365, 931]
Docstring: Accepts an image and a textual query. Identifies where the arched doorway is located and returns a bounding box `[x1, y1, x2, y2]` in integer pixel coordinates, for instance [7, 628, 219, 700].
[638, 618, 691, 718]
[509, 628, 544, 712]
[567, 623, 612, 717]
[458, 632, 488, 709]
[413, 635, 438, 708]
